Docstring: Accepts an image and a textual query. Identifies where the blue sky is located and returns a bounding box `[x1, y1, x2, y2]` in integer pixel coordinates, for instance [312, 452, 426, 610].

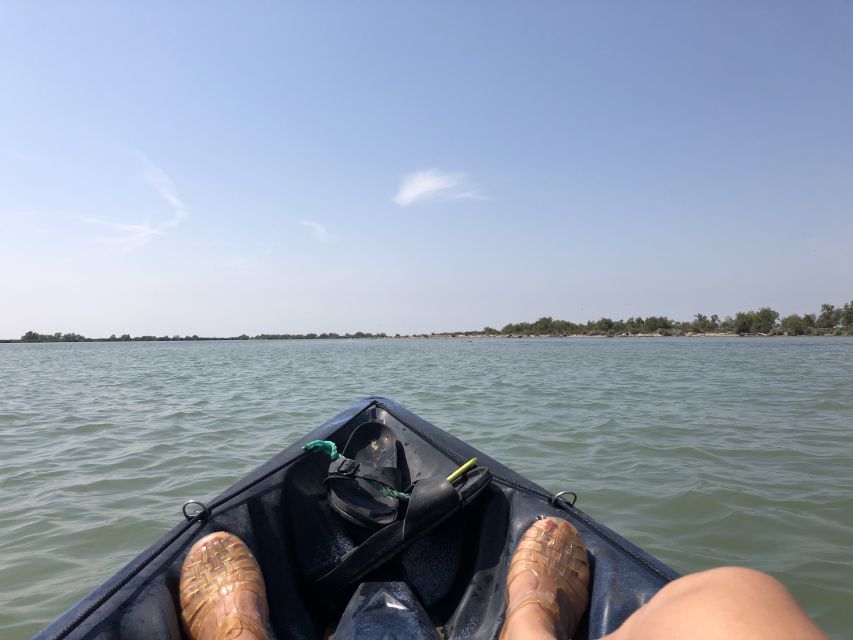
[1, 2, 851, 337]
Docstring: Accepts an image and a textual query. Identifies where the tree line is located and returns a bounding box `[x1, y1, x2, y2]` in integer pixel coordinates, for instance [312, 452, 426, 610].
[496, 300, 853, 337]
[10, 299, 853, 342]
[15, 331, 388, 343]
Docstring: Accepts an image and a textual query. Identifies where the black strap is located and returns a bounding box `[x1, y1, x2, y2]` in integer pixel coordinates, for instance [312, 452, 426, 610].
[401, 477, 459, 538]
[325, 457, 401, 489]
[315, 467, 491, 593]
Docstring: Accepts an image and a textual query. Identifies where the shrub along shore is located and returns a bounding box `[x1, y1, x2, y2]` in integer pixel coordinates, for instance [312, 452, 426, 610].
[492, 301, 853, 338]
[6, 300, 852, 343]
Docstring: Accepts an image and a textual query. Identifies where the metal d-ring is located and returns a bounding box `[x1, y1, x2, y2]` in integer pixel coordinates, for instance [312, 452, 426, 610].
[552, 490, 578, 507]
[182, 500, 210, 521]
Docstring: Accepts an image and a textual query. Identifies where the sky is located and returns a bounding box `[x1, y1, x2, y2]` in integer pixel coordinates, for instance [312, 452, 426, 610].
[1, 2, 852, 338]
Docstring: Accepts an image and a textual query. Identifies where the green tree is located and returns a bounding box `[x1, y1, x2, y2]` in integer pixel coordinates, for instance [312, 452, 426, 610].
[752, 307, 779, 334]
[592, 317, 614, 333]
[841, 301, 853, 332]
[780, 314, 811, 336]
[643, 316, 672, 333]
[501, 321, 532, 335]
[733, 311, 754, 334]
[817, 303, 841, 329]
[691, 313, 716, 333]
[732, 308, 778, 334]
[531, 317, 555, 334]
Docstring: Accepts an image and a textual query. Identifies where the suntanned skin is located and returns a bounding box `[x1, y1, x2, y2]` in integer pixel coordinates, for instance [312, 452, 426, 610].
[180, 522, 828, 640]
[503, 555, 827, 640]
[500, 567, 565, 640]
[600, 567, 827, 640]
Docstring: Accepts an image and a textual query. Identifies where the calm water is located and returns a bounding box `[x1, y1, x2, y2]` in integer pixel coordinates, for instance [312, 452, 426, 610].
[1, 338, 852, 638]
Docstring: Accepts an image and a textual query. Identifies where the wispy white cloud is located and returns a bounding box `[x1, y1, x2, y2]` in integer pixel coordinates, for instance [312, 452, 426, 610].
[140, 155, 188, 227]
[301, 220, 332, 244]
[82, 217, 166, 253]
[82, 154, 189, 253]
[392, 169, 482, 207]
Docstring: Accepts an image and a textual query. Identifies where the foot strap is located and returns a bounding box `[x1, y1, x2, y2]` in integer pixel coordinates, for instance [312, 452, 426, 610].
[212, 612, 268, 640]
[499, 518, 590, 640]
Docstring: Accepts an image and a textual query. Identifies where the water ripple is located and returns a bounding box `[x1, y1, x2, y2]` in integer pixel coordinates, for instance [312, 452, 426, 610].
[1, 337, 851, 637]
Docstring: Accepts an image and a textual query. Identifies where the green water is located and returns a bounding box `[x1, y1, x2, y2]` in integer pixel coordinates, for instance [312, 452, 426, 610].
[1, 338, 851, 638]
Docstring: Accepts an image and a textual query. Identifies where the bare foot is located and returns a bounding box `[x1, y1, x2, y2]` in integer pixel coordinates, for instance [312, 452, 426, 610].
[179, 531, 269, 640]
[500, 517, 590, 640]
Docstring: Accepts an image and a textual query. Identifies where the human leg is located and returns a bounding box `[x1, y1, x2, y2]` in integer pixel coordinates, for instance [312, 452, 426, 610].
[602, 566, 827, 640]
[178, 523, 827, 640]
[500, 517, 590, 640]
[499, 517, 826, 640]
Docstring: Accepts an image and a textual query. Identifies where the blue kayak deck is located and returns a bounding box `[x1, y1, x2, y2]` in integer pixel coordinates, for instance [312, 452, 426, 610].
[37, 397, 677, 640]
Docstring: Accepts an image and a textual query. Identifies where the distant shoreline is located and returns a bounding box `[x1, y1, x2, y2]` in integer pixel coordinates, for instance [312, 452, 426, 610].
[5, 300, 851, 342]
[2, 331, 850, 344]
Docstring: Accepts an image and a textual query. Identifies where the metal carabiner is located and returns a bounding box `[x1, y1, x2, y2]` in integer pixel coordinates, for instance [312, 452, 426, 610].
[551, 490, 578, 508]
[182, 500, 210, 521]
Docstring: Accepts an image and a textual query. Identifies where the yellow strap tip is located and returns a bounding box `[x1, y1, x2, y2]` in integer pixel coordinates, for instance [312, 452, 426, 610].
[446, 457, 478, 482]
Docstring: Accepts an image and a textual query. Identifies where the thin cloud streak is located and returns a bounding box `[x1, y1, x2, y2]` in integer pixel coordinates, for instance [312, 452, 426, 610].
[82, 217, 166, 252]
[392, 169, 483, 207]
[139, 153, 189, 230]
[82, 155, 189, 253]
[301, 220, 332, 243]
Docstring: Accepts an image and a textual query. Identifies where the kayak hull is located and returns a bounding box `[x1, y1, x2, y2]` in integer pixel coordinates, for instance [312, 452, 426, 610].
[37, 397, 678, 640]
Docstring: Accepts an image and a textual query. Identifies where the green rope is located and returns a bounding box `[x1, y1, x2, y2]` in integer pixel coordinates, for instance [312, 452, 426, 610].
[303, 439, 410, 501]
[303, 440, 340, 460]
[370, 481, 410, 501]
